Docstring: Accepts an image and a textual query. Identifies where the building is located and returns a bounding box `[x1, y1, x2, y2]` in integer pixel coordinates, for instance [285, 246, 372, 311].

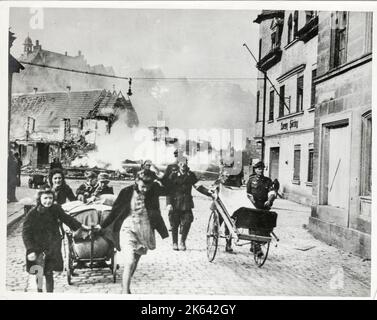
[8, 31, 24, 147]
[10, 89, 139, 167]
[253, 10, 319, 205]
[308, 11, 372, 258]
[13, 36, 115, 93]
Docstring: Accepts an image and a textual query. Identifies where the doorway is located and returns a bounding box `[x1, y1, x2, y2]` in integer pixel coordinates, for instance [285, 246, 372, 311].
[37, 143, 50, 166]
[269, 147, 280, 180]
[321, 121, 350, 209]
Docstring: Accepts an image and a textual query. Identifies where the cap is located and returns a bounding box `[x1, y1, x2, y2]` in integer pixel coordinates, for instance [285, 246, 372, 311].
[253, 161, 265, 169]
[98, 172, 110, 182]
[85, 171, 97, 179]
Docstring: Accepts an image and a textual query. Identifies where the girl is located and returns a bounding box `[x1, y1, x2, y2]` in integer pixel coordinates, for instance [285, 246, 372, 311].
[95, 170, 168, 294]
[22, 189, 89, 292]
[48, 169, 76, 205]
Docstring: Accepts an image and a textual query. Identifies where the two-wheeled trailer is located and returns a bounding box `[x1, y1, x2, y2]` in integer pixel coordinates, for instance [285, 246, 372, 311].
[206, 185, 279, 268]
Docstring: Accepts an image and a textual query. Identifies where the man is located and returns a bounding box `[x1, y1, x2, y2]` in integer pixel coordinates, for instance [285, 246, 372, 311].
[91, 172, 114, 198]
[161, 149, 179, 189]
[246, 161, 278, 257]
[166, 157, 211, 251]
[7, 150, 18, 202]
[14, 152, 22, 187]
[246, 161, 277, 210]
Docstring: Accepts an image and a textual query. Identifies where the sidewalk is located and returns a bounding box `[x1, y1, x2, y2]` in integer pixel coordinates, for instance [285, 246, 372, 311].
[7, 201, 27, 230]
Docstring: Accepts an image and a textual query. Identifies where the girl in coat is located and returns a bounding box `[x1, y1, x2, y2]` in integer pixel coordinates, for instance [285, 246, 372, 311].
[95, 170, 168, 294]
[22, 189, 89, 292]
[48, 168, 76, 205]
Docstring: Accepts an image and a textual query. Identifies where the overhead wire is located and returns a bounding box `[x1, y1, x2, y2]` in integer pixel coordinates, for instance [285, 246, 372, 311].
[18, 61, 262, 81]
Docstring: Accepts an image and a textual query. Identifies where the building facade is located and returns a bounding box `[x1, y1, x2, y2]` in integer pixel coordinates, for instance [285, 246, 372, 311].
[308, 11, 372, 258]
[10, 89, 139, 168]
[254, 10, 319, 205]
[13, 36, 116, 93]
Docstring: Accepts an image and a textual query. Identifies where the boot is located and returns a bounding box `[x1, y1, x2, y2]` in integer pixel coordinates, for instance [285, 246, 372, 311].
[225, 239, 233, 253]
[172, 226, 179, 251]
[180, 223, 191, 251]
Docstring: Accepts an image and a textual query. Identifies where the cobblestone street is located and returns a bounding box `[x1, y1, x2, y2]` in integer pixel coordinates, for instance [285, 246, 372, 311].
[6, 179, 371, 297]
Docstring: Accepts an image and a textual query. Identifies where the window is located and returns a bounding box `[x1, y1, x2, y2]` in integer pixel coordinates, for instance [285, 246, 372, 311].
[293, 145, 301, 181]
[293, 11, 299, 37]
[307, 147, 314, 182]
[279, 85, 285, 117]
[361, 112, 372, 196]
[365, 12, 373, 54]
[296, 75, 304, 112]
[269, 90, 274, 121]
[305, 11, 316, 23]
[311, 69, 317, 107]
[287, 14, 293, 44]
[256, 91, 260, 122]
[331, 11, 348, 68]
[271, 32, 277, 50]
[258, 38, 262, 61]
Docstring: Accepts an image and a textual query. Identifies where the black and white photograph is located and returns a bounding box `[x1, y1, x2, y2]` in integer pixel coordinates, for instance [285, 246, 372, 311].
[2, 1, 375, 299]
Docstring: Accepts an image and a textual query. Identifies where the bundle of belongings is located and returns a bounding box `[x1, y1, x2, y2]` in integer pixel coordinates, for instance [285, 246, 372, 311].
[61, 195, 116, 259]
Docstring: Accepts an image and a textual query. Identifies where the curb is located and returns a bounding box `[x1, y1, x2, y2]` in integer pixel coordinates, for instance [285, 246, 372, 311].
[7, 206, 27, 230]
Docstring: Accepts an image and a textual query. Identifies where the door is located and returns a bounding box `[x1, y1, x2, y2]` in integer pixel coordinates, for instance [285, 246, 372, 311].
[37, 143, 50, 166]
[327, 125, 350, 208]
[269, 147, 280, 180]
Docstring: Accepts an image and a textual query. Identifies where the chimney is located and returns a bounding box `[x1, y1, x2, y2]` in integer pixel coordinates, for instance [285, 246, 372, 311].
[33, 87, 38, 94]
[33, 40, 41, 51]
[78, 50, 82, 56]
[65, 51, 67, 56]
[66, 86, 71, 92]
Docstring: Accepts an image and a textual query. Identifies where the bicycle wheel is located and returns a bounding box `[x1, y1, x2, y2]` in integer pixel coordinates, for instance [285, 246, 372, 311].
[253, 241, 270, 268]
[206, 210, 219, 262]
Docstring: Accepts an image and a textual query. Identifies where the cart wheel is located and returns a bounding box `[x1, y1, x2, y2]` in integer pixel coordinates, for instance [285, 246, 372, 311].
[206, 210, 219, 262]
[253, 241, 270, 268]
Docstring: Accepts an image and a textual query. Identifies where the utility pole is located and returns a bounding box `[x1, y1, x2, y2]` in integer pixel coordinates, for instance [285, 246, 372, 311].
[261, 70, 267, 163]
[243, 43, 290, 164]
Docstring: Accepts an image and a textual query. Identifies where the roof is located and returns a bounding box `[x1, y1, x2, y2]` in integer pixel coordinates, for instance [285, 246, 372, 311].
[253, 10, 285, 24]
[9, 54, 24, 74]
[10, 89, 120, 131]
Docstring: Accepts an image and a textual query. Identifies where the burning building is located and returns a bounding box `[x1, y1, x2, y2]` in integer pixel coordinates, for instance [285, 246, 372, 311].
[10, 88, 139, 168]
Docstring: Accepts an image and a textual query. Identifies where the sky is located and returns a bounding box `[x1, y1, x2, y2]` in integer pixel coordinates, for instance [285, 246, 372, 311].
[9, 7, 261, 136]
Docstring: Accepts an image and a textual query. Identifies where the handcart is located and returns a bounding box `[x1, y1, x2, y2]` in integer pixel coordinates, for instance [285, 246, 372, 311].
[206, 184, 279, 267]
[61, 196, 119, 285]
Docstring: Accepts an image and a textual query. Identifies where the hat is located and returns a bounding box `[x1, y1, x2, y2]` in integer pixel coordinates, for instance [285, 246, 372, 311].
[98, 172, 110, 182]
[85, 171, 97, 179]
[253, 161, 265, 169]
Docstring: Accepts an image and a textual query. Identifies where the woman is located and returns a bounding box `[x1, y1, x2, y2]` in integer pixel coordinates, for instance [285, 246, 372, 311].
[48, 169, 76, 205]
[95, 170, 168, 294]
[22, 189, 89, 292]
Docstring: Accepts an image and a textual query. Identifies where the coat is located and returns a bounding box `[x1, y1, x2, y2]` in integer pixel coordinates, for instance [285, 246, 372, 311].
[52, 184, 76, 205]
[246, 174, 274, 208]
[22, 204, 82, 272]
[167, 170, 199, 211]
[100, 184, 169, 251]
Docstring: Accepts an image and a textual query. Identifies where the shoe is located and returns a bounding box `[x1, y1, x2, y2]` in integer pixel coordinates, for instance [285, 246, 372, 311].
[225, 243, 233, 253]
[179, 241, 186, 251]
[172, 243, 179, 251]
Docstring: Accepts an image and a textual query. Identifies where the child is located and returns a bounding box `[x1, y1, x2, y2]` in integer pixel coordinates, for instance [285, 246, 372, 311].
[22, 189, 90, 292]
[76, 171, 98, 203]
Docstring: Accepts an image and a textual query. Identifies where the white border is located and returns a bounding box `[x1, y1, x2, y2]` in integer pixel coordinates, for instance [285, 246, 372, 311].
[0, 1, 376, 301]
